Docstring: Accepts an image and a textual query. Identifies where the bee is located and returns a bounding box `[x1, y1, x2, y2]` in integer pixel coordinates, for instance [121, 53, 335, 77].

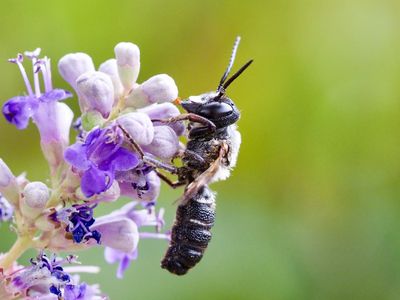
[154, 36, 253, 275]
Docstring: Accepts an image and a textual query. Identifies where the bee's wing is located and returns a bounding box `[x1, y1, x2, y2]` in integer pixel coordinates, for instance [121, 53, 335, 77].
[179, 142, 228, 205]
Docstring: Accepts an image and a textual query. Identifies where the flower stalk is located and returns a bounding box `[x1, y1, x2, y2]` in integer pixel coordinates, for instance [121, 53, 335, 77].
[0, 234, 34, 270]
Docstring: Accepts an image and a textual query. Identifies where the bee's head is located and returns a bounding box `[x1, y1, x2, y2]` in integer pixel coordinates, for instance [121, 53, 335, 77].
[182, 93, 240, 128]
[181, 36, 252, 128]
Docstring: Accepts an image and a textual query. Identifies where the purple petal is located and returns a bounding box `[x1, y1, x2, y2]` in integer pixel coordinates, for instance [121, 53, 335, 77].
[81, 167, 110, 197]
[100, 148, 139, 172]
[117, 255, 132, 279]
[64, 284, 87, 300]
[84, 127, 103, 145]
[39, 89, 73, 102]
[64, 143, 91, 170]
[104, 247, 123, 264]
[2, 96, 38, 129]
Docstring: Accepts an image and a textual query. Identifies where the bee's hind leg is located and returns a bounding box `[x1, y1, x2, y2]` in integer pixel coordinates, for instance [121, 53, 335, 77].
[155, 170, 187, 188]
[119, 124, 179, 174]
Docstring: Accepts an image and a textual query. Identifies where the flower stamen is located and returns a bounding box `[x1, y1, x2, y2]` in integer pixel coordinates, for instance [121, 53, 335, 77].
[8, 54, 34, 97]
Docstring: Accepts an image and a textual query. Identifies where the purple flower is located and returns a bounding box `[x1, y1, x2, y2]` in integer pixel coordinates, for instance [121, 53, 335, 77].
[4, 253, 105, 299]
[64, 282, 103, 300]
[6, 252, 73, 297]
[2, 95, 38, 129]
[118, 168, 161, 202]
[0, 193, 13, 222]
[2, 50, 74, 174]
[2, 51, 72, 131]
[99, 202, 169, 278]
[64, 126, 139, 197]
[53, 204, 101, 244]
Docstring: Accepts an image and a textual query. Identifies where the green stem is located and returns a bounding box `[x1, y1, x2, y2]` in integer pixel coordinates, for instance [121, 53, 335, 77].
[0, 235, 33, 270]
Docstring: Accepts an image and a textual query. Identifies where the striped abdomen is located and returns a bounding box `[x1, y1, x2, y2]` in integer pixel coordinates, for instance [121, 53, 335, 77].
[161, 186, 215, 275]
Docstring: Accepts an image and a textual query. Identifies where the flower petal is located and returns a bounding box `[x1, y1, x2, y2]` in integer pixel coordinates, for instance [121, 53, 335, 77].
[91, 216, 139, 253]
[2, 96, 38, 129]
[99, 148, 139, 172]
[119, 170, 160, 202]
[64, 143, 91, 170]
[39, 89, 73, 102]
[81, 167, 109, 197]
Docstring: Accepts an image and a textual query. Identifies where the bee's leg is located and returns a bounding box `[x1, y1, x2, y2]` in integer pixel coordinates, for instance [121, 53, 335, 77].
[155, 170, 186, 188]
[152, 113, 216, 132]
[119, 124, 179, 174]
[118, 125, 145, 157]
[143, 155, 178, 174]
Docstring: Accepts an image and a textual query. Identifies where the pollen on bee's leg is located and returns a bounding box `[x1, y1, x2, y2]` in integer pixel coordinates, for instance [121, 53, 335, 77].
[173, 97, 181, 105]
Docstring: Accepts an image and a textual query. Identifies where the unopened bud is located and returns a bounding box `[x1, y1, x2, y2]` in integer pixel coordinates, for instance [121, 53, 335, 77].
[0, 159, 14, 187]
[117, 112, 154, 146]
[0, 159, 19, 205]
[114, 42, 140, 92]
[21, 182, 49, 219]
[58, 53, 95, 90]
[76, 71, 114, 118]
[126, 74, 178, 108]
[139, 102, 185, 136]
[99, 59, 124, 102]
[142, 126, 179, 159]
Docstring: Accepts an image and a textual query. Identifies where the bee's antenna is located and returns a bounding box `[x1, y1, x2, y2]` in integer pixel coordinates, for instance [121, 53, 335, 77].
[217, 36, 241, 92]
[221, 59, 253, 91]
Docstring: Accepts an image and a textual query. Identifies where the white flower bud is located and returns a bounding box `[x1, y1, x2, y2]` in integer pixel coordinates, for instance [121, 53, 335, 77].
[99, 59, 124, 102]
[21, 182, 49, 219]
[58, 53, 95, 90]
[0, 159, 19, 205]
[114, 42, 140, 92]
[125, 74, 178, 108]
[0, 159, 14, 187]
[76, 71, 114, 118]
[142, 126, 179, 159]
[139, 102, 185, 136]
[117, 112, 154, 146]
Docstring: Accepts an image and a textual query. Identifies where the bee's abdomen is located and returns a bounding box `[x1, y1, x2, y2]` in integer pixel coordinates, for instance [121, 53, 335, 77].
[161, 186, 215, 275]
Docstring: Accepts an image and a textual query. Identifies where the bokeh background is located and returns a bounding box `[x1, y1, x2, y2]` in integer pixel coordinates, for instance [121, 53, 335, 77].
[1, 0, 400, 299]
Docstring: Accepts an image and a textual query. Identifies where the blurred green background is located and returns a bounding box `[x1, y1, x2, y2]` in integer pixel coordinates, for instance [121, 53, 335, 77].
[1, 0, 400, 299]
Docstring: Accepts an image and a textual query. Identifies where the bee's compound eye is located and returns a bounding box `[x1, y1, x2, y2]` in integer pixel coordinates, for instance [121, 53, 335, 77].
[198, 102, 233, 120]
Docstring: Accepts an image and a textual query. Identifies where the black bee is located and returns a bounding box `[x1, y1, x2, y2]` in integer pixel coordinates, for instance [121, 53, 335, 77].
[154, 36, 253, 275]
